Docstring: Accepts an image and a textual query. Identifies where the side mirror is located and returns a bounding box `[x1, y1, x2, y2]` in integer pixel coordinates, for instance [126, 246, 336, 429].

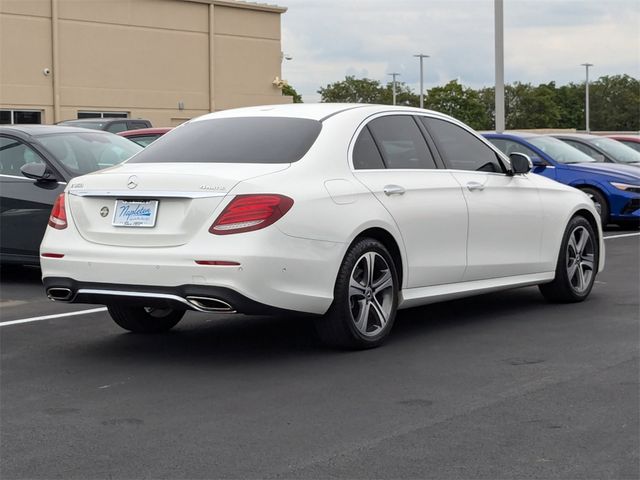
[20, 163, 57, 182]
[530, 156, 546, 167]
[509, 152, 532, 175]
[592, 153, 606, 162]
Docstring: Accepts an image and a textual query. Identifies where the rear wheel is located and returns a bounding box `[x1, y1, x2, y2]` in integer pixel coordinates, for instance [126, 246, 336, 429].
[107, 305, 184, 333]
[539, 215, 598, 303]
[315, 238, 398, 349]
[580, 187, 609, 227]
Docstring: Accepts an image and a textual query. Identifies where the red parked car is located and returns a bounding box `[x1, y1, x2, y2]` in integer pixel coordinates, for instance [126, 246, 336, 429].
[118, 127, 172, 147]
[607, 135, 640, 154]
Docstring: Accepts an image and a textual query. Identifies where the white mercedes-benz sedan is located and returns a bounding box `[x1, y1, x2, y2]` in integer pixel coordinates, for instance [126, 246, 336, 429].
[40, 104, 605, 348]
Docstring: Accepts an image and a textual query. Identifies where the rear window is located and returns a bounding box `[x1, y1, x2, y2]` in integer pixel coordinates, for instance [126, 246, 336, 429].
[129, 117, 322, 164]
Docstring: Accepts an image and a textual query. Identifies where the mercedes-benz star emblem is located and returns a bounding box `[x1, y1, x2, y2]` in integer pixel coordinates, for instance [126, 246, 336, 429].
[127, 175, 138, 189]
[100, 206, 109, 218]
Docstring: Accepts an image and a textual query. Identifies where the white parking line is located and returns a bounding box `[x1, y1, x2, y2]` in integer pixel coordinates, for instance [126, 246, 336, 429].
[0, 307, 107, 328]
[604, 232, 640, 240]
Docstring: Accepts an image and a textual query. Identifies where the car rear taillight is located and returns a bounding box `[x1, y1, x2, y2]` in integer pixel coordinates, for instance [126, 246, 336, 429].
[48, 193, 67, 230]
[209, 194, 294, 235]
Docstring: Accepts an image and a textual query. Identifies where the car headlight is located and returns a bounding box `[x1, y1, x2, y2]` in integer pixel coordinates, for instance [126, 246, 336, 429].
[610, 182, 640, 193]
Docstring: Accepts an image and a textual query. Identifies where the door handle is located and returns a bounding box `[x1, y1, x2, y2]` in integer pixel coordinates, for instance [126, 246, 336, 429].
[383, 185, 406, 196]
[466, 181, 485, 191]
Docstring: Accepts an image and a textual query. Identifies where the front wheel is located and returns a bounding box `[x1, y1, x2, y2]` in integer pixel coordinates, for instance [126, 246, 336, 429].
[581, 187, 609, 227]
[315, 238, 399, 349]
[539, 215, 598, 303]
[108, 305, 185, 333]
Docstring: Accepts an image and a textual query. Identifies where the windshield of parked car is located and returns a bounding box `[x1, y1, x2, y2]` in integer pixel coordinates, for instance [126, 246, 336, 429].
[528, 136, 596, 164]
[589, 137, 640, 164]
[36, 132, 142, 175]
[128, 117, 322, 164]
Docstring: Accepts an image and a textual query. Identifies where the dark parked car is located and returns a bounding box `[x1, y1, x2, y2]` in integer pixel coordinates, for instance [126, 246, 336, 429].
[57, 118, 152, 134]
[0, 125, 142, 265]
[551, 133, 640, 167]
[484, 132, 640, 227]
[118, 127, 172, 147]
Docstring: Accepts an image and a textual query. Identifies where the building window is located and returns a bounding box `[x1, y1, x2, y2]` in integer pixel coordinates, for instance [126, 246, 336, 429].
[0, 109, 42, 125]
[77, 111, 128, 119]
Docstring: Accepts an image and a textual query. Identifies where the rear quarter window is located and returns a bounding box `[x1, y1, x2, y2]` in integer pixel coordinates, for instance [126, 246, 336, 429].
[129, 117, 322, 164]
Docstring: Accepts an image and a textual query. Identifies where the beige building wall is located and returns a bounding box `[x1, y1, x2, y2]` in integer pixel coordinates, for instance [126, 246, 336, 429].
[0, 0, 290, 127]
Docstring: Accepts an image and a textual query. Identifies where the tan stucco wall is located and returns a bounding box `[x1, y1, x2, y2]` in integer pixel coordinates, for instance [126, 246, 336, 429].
[0, 0, 290, 127]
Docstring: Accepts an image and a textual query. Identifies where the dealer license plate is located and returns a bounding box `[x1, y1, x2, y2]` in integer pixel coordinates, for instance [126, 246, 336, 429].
[112, 200, 159, 227]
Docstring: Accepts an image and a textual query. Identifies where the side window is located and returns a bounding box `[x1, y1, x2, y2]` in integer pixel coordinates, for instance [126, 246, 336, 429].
[489, 138, 537, 158]
[352, 127, 385, 169]
[422, 117, 504, 173]
[0, 136, 45, 176]
[367, 115, 437, 169]
[563, 139, 599, 158]
[106, 122, 128, 134]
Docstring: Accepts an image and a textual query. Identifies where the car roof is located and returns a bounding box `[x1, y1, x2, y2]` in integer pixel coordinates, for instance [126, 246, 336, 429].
[607, 134, 640, 141]
[191, 103, 452, 123]
[482, 131, 541, 139]
[550, 133, 600, 140]
[118, 127, 172, 136]
[0, 124, 107, 136]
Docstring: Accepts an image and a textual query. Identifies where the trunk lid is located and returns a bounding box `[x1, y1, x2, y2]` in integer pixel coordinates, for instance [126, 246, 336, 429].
[66, 163, 289, 247]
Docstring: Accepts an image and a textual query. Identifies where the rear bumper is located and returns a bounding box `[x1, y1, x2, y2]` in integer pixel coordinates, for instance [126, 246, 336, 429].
[40, 225, 345, 315]
[43, 278, 303, 316]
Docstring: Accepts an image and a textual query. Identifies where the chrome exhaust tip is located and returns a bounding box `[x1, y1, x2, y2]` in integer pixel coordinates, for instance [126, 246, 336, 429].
[47, 287, 73, 301]
[186, 296, 236, 313]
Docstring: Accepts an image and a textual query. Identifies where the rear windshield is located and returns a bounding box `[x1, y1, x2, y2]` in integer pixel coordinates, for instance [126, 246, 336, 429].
[128, 117, 322, 164]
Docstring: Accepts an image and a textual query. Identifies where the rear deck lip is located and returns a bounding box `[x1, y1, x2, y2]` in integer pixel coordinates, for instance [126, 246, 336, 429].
[68, 190, 227, 199]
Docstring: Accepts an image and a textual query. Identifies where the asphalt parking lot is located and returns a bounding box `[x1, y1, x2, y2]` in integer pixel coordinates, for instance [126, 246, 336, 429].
[1, 229, 638, 479]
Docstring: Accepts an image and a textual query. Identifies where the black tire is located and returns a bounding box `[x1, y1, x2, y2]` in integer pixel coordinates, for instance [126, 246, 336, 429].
[539, 215, 599, 303]
[107, 305, 184, 333]
[315, 238, 399, 349]
[580, 187, 609, 227]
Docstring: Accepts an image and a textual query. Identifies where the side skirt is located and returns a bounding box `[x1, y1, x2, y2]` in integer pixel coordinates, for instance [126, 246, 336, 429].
[399, 272, 555, 310]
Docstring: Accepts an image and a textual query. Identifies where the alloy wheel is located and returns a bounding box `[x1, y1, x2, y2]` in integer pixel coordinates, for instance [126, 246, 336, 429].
[565, 225, 595, 294]
[348, 252, 394, 337]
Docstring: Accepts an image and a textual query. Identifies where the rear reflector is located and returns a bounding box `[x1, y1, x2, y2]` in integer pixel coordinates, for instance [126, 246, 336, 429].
[209, 194, 294, 235]
[48, 193, 67, 230]
[42, 253, 65, 258]
[195, 260, 241, 266]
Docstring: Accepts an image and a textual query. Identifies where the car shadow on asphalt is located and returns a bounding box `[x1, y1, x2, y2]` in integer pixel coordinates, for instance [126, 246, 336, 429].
[68, 286, 572, 365]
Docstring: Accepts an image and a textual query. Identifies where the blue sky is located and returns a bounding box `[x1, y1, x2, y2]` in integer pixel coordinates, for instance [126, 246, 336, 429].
[280, 0, 640, 102]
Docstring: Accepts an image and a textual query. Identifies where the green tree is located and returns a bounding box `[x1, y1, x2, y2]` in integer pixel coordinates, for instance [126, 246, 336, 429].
[380, 82, 420, 107]
[590, 74, 640, 131]
[282, 83, 303, 103]
[318, 76, 386, 103]
[554, 82, 584, 129]
[424, 80, 491, 130]
[504, 82, 563, 129]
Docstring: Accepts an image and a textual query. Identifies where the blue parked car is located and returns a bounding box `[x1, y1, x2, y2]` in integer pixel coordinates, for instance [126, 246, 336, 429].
[484, 132, 640, 227]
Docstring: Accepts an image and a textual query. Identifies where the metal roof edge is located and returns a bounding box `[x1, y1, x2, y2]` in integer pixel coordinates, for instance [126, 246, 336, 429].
[184, 0, 287, 14]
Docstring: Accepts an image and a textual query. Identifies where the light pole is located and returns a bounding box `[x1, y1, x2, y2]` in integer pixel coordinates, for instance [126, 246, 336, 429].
[413, 53, 429, 108]
[581, 63, 593, 133]
[494, 0, 505, 133]
[388, 72, 400, 105]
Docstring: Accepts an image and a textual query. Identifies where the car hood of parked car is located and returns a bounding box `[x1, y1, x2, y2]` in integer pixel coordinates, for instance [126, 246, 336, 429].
[566, 162, 640, 182]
